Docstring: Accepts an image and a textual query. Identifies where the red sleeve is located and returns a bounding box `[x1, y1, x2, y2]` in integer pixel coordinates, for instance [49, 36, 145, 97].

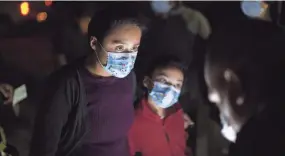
[128, 126, 139, 156]
[185, 131, 189, 140]
[185, 131, 192, 156]
[185, 146, 193, 156]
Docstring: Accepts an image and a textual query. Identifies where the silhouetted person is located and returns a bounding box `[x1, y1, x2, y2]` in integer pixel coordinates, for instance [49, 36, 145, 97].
[205, 19, 285, 156]
[0, 83, 19, 156]
[136, 1, 210, 80]
[54, 8, 93, 66]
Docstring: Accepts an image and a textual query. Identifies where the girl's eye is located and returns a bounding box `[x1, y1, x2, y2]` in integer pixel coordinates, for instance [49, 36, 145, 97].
[131, 46, 139, 52]
[156, 78, 167, 83]
[115, 45, 124, 52]
[174, 84, 182, 89]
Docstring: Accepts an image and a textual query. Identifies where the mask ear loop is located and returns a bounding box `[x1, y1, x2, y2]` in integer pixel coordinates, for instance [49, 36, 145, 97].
[95, 42, 108, 67]
[98, 42, 109, 54]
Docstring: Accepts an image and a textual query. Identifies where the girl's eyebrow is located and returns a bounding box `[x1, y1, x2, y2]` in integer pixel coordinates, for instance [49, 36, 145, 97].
[156, 73, 183, 83]
[112, 40, 126, 44]
[112, 40, 140, 46]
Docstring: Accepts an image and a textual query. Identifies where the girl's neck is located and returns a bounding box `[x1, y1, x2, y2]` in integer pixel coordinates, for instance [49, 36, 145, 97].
[147, 97, 166, 119]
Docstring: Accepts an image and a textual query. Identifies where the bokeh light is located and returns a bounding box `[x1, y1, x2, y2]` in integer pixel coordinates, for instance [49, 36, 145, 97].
[20, 2, 30, 16]
[36, 12, 48, 22]
[45, 0, 53, 7]
[79, 16, 91, 34]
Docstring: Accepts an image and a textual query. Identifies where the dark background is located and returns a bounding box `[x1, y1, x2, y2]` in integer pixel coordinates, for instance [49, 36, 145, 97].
[0, 1, 283, 156]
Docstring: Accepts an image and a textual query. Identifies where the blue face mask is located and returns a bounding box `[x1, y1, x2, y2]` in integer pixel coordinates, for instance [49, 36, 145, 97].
[241, 1, 266, 18]
[149, 82, 181, 109]
[96, 44, 138, 78]
[150, 1, 172, 14]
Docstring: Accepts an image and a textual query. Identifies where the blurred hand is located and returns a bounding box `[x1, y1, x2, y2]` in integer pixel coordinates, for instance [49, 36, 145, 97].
[56, 54, 67, 67]
[183, 113, 194, 129]
[0, 83, 14, 105]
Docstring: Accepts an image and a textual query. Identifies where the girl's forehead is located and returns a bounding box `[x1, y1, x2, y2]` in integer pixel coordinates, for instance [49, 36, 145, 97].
[105, 24, 142, 43]
[152, 67, 184, 81]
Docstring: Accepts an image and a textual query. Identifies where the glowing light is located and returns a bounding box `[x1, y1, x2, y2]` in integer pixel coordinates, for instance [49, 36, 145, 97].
[240, 1, 269, 18]
[79, 16, 91, 34]
[36, 12, 48, 22]
[20, 2, 30, 16]
[45, 0, 52, 6]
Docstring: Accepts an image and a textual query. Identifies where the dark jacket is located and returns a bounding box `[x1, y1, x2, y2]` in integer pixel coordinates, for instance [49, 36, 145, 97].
[30, 60, 137, 156]
[30, 62, 89, 156]
[228, 104, 285, 156]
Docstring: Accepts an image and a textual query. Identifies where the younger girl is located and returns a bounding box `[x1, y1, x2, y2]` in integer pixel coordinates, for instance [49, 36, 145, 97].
[128, 55, 191, 156]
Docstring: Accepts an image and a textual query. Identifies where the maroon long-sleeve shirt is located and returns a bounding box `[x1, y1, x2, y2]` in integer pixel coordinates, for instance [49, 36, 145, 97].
[75, 67, 135, 156]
